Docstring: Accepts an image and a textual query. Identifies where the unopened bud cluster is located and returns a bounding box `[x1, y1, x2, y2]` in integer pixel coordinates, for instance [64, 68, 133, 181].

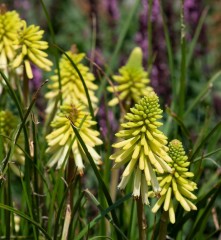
[151, 139, 197, 223]
[108, 47, 153, 108]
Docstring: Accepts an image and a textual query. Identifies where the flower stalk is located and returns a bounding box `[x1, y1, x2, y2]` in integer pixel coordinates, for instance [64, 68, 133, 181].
[136, 196, 147, 240]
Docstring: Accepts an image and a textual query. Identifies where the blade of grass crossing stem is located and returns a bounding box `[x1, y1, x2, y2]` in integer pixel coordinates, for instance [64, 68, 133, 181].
[70, 122, 122, 239]
[75, 193, 132, 240]
[0, 203, 51, 240]
[184, 71, 221, 118]
[54, 45, 94, 119]
[178, 0, 186, 119]
[193, 148, 221, 162]
[187, 183, 221, 240]
[189, 121, 221, 162]
[85, 189, 128, 240]
[14, 80, 48, 144]
[40, 0, 62, 104]
[187, 7, 209, 67]
[97, 0, 140, 100]
[48, 115, 87, 235]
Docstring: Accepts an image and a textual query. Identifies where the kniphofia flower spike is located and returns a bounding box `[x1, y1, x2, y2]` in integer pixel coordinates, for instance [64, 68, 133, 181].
[151, 139, 197, 223]
[111, 92, 172, 204]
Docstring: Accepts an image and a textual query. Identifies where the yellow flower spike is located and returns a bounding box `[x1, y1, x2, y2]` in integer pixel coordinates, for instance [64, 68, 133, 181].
[108, 47, 153, 108]
[12, 20, 52, 78]
[46, 50, 98, 112]
[0, 6, 22, 72]
[0, 110, 24, 175]
[46, 102, 102, 175]
[151, 139, 197, 223]
[111, 92, 172, 204]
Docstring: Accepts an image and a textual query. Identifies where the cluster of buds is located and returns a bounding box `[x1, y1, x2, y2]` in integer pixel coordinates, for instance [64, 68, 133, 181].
[107, 47, 153, 109]
[46, 49, 98, 113]
[151, 139, 197, 223]
[46, 103, 102, 175]
[0, 110, 24, 175]
[111, 92, 172, 204]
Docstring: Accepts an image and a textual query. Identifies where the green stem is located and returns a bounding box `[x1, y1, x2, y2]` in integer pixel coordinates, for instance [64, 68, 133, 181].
[61, 155, 76, 239]
[136, 197, 147, 240]
[158, 210, 169, 240]
[178, 0, 186, 119]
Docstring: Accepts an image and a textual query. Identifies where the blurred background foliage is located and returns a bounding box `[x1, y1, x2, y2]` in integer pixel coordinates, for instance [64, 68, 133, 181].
[2, 0, 221, 239]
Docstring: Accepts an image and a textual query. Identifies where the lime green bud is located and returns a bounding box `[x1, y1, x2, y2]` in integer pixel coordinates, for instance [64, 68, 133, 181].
[111, 92, 172, 204]
[46, 102, 102, 175]
[0, 110, 24, 174]
[108, 47, 153, 107]
[46, 50, 98, 112]
[151, 139, 197, 223]
[0, 110, 17, 136]
[12, 21, 52, 78]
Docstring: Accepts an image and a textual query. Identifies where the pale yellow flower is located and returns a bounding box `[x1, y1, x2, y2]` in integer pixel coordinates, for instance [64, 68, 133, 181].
[46, 50, 98, 113]
[0, 7, 22, 71]
[12, 21, 52, 79]
[46, 102, 102, 175]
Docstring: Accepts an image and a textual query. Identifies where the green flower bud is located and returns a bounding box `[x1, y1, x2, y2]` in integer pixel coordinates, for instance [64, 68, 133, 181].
[111, 92, 172, 204]
[107, 47, 153, 107]
[46, 102, 102, 175]
[151, 139, 197, 223]
[0, 110, 24, 175]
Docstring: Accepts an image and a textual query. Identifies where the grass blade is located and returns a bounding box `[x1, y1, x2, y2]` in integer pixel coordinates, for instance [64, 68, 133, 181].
[187, 7, 209, 67]
[69, 120, 122, 239]
[189, 121, 221, 162]
[184, 70, 221, 118]
[75, 193, 132, 240]
[0, 203, 51, 240]
[54, 45, 94, 119]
